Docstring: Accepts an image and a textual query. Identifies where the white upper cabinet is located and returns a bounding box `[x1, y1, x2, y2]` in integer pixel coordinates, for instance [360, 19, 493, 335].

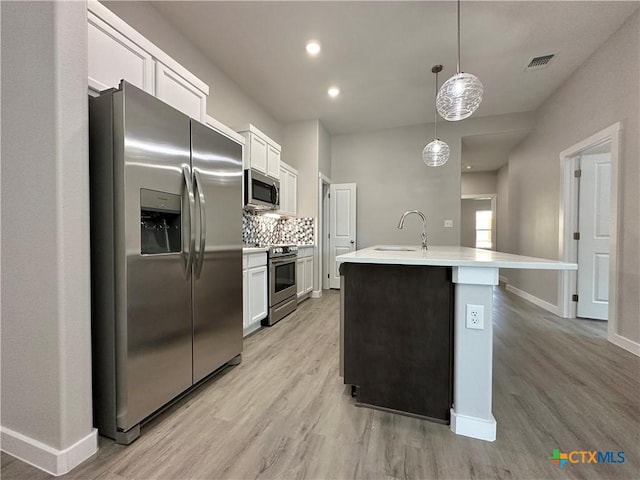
[87, 1, 209, 121]
[278, 162, 298, 217]
[238, 125, 281, 180]
[248, 134, 268, 174]
[88, 10, 154, 94]
[155, 63, 207, 121]
[267, 145, 281, 179]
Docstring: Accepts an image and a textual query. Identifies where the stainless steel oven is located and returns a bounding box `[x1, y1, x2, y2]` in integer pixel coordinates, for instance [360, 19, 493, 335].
[264, 245, 298, 326]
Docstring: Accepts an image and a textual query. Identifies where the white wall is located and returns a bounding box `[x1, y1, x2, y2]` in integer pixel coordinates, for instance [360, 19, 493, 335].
[505, 11, 639, 345]
[461, 172, 497, 196]
[102, 1, 283, 143]
[331, 112, 534, 249]
[1, 0, 97, 473]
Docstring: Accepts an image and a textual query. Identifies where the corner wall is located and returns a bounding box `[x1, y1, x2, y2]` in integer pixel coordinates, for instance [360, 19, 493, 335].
[1, 0, 97, 474]
[331, 112, 534, 249]
[506, 10, 639, 345]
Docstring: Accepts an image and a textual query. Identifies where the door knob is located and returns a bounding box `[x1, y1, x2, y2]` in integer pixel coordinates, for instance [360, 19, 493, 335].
[350, 240, 355, 244]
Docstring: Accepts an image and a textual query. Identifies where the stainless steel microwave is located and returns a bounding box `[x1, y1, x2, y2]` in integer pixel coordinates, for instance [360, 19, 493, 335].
[244, 169, 280, 210]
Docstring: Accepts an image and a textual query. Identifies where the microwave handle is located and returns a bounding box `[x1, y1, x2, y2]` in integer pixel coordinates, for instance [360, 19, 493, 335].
[274, 182, 280, 207]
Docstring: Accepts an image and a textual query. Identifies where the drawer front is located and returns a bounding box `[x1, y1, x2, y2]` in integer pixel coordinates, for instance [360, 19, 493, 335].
[247, 252, 267, 268]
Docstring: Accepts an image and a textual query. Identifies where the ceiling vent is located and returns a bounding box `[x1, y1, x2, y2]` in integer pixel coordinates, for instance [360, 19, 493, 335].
[525, 54, 555, 71]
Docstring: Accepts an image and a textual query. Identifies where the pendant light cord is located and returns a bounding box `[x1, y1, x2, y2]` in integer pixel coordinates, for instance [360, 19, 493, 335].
[434, 70, 438, 139]
[457, 0, 461, 74]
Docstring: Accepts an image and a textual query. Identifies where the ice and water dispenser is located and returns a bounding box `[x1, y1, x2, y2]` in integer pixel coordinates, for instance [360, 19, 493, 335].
[140, 189, 181, 254]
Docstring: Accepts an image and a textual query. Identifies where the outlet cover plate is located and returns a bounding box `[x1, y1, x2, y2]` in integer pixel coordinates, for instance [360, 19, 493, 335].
[444, 219, 453, 228]
[466, 304, 484, 330]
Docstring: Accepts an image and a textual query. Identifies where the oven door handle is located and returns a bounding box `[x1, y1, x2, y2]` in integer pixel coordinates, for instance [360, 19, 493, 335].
[270, 257, 297, 265]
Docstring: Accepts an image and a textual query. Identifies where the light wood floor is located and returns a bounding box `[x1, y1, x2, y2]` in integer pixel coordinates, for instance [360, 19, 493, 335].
[2, 287, 639, 479]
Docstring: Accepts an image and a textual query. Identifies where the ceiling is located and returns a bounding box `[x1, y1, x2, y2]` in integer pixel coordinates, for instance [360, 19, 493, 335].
[149, 1, 637, 136]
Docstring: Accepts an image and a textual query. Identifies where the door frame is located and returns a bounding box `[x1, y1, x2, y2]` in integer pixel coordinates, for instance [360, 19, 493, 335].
[318, 173, 332, 292]
[558, 122, 621, 341]
[461, 194, 497, 250]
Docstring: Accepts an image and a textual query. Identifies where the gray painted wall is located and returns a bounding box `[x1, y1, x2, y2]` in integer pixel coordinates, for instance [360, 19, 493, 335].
[331, 112, 534, 249]
[461, 172, 497, 196]
[102, 1, 283, 143]
[496, 165, 510, 254]
[505, 11, 639, 343]
[461, 199, 492, 248]
[1, 0, 94, 450]
[283, 120, 319, 219]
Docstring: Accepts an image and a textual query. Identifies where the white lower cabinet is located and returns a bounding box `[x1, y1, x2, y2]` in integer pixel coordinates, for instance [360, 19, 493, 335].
[243, 252, 268, 336]
[304, 257, 314, 295]
[296, 259, 305, 298]
[296, 247, 315, 302]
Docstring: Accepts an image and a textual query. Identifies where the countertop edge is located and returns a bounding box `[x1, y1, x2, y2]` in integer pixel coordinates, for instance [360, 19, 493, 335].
[336, 246, 577, 270]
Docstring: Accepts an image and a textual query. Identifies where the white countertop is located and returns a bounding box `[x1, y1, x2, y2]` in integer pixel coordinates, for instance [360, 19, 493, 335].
[336, 246, 577, 270]
[242, 246, 269, 253]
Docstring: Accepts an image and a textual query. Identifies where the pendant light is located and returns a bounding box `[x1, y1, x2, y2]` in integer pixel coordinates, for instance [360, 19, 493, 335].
[423, 65, 450, 167]
[436, 0, 483, 121]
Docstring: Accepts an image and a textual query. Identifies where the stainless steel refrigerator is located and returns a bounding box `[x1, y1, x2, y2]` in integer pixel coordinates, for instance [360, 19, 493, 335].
[89, 81, 243, 444]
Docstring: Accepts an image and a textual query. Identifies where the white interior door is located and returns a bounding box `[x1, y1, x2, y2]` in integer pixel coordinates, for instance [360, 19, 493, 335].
[577, 152, 611, 320]
[329, 183, 357, 289]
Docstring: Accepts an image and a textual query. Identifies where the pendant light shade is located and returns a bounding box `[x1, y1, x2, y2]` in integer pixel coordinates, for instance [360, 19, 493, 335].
[436, 72, 483, 121]
[437, 0, 483, 122]
[423, 65, 450, 167]
[423, 139, 450, 167]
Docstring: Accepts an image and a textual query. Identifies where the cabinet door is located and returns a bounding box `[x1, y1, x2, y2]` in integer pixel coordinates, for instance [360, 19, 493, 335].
[249, 135, 268, 174]
[88, 12, 154, 94]
[242, 268, 249, 330]
[304, 256, 314, 294]
[278, 165, 289, 216]
[267, 145, 281, 179]
[296, 258, 305, 298]
[155, 63, 207, 121]
[248, 265, 268, 323]
[287, 170, 297, 216]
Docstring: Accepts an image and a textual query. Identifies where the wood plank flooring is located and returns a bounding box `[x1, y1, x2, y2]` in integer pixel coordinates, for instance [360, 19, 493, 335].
[2, 287, 639, 479]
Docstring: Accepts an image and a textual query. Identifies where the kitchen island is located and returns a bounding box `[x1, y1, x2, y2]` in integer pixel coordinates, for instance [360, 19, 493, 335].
[337, 246, 577, 442]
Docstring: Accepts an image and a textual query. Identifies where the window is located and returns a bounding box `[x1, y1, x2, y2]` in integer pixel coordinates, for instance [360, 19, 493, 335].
[476, 210, 492, 249]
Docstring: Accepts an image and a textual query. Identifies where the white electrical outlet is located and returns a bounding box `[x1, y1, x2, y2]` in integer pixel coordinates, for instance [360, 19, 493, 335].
[466, 304, 484, 330]
[444, 219, 453, 228]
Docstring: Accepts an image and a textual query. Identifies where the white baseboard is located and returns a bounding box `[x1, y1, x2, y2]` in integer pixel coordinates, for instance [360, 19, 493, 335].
[499, 275, 508, 284]
[311, 289, 322, 298]
[506, 284, 560, 316]
[450, 409, 496, 442]
[609, 333, 640, 357]
[1, 426, 97, 476]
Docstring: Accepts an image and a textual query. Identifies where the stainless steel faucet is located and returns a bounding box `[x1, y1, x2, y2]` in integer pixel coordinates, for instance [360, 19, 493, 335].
[397, 210, 428, 250]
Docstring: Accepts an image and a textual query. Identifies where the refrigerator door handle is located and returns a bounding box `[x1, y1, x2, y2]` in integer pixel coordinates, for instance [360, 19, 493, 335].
[194, 168, 206, 279]
[183, 165, 196, 278]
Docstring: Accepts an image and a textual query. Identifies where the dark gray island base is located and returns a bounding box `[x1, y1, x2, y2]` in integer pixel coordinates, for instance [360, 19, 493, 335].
[340, 262, 454, 423]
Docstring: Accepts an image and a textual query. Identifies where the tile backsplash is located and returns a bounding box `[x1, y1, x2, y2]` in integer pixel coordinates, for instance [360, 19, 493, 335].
[243, 212, 315, 246]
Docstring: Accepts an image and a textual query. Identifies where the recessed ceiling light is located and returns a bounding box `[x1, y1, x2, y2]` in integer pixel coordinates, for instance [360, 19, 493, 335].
[306, 41, 321, 56]
[328, 86, 340, 98]
[466, 165, 472, 169]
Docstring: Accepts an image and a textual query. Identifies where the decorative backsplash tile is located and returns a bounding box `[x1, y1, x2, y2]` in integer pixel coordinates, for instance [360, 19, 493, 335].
[243, 212, 315, 246]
